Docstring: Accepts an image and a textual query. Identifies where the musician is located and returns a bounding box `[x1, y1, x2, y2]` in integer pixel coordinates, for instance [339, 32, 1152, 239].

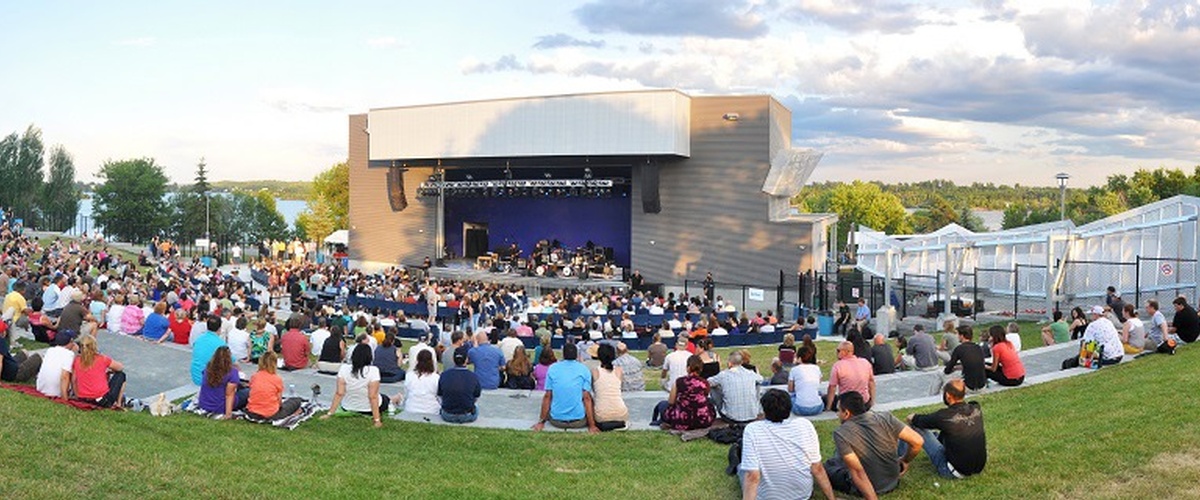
[630, 270, 645, 291]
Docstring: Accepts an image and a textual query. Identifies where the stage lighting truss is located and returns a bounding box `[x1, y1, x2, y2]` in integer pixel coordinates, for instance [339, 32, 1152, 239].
[416, 179, 616, 198]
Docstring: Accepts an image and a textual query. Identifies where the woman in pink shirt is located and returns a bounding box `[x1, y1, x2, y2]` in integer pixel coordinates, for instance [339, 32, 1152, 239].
[986, 325, 1025, 386]
[121, 295, 146, 336]
[533, 347, 556, 390]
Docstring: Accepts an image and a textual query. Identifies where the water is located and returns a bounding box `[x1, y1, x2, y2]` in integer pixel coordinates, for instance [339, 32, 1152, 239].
[71, 197, 307, 234]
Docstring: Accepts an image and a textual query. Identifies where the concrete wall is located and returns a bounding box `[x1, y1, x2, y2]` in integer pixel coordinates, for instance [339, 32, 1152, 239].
[630, 95, 813, 288]
[348, 114, 437, 270]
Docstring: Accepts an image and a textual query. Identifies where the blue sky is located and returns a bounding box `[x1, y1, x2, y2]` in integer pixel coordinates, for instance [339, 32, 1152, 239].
[1, 0, 1197, 186]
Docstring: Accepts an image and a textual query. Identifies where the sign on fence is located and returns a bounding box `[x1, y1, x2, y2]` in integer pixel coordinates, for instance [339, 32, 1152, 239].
[748, 288, 765, 301]
[1161, 263, 1174, 277]
[851, 287, 860, 298]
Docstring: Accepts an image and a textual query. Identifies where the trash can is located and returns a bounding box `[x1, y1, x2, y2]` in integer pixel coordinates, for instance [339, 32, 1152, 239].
[817, 312, 835, 336]
[200, 256, 213, 268]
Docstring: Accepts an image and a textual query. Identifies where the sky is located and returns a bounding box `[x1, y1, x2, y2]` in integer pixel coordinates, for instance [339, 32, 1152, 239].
[1, 0, 1197, 187]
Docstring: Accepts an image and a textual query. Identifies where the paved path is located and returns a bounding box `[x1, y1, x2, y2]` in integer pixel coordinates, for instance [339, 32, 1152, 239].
[59, 328, 1106, 432]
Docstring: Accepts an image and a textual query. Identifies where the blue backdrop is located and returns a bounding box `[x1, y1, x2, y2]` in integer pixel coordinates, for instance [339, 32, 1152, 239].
[444, 196, 631, 267]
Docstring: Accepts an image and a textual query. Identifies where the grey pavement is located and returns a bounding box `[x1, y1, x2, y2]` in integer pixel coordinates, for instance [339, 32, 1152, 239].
[69, 327, 1118, 431]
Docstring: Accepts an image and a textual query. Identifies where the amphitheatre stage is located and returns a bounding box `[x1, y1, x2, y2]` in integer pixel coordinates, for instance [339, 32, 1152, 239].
[427, 259, 628, 293]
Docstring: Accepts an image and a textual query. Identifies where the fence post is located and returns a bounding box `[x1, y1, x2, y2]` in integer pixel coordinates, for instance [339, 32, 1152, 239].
[778, 270, 785, 319]
[1013, 264, 1021, 317]
[935, 270, 942, 308]
[971, 271, 978, 320]
[684, 279, 689, 298]
[901, 273, 907, 318]
[1135, 255, 1141, 309]
[741, 285, 747, 314]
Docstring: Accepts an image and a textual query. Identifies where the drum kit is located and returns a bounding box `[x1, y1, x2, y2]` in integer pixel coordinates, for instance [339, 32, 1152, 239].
[483, 239, 614, 279]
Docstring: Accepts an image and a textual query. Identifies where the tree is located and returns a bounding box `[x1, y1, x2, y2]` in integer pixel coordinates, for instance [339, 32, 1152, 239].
[192, 158, 210, 195]
[228, 189, 288, 243]
[93, 158, 169, 243]
[910, 195, 960, 233]
[0, 126, 46, 224]
[297, 161, 348, 241]
[805, 181, 911, 248]
[41, 146, 80, 231]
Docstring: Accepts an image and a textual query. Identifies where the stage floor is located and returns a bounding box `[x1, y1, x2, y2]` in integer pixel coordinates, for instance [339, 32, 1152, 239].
[429, 259, 627, 292]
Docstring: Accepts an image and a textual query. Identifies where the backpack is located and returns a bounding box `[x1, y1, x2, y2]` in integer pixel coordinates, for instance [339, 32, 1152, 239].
[708, 424, 744, 445]
[725, 437, 743, 475]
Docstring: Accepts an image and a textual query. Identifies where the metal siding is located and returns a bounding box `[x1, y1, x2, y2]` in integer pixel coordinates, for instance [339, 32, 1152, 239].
[367, 91, 690, 160]
[631, 96, 813, 288]
[349, 114, 437, 269]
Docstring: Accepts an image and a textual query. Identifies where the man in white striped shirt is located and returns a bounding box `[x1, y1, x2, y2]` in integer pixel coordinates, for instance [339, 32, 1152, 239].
[739, 389, 835, 500]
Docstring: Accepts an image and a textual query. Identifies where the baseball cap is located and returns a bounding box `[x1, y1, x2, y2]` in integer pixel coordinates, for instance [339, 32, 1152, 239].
[1090, 305, 1105, 315]
[453, 346, 470, 365]
[676, 337, 688, 348]
[54, 329, 77, 346]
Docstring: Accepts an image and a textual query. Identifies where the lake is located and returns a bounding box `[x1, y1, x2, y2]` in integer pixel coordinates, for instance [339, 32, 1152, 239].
[71, 197, 307, 234]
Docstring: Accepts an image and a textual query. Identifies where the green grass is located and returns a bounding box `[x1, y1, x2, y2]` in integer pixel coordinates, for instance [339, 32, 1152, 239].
[3, 342, 1197, 498]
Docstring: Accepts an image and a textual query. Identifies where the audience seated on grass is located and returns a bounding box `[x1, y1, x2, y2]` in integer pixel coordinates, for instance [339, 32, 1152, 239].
[36, 329, 77, 398]
[902, 324, 938, 371]
[191, 317, 227, 386]
[533, 343, 599, 433]
[468, 331, 506, 390]
[71, 334, 126, 408]
[441, 330, 466, 373]
[1144, 299, 1177, 354]
[696, 337, 721, 379]
[323, 344, 390, 428]
[279, 316, 311, 371]
[0, 319, 41, 383]
[824, 392, 925, 497]
[402, 349, 440, 415]
[986, 325, 1026, 386]
[871, 334, 895, 375]
[504, 345, 535, 390]
[373, 332, 405, 383]
[1005, 322, 1023, 352]
[661, 337, 691, 392]
[1041, 310, 1070, 346]
[907, 380, 987, 480]
[438, 346, 481, 424]
[590, 343, 628, 432]
[708, 351, 763, 424]
[936, 320, 960, 363]
[789, 345, 824, 416]
[533, 344, 555, 391]
[936, 325, 987, 395]
[1171, 296, 1200, 344]
[245, 352, 302, 421]
[652, 354, 716, 431]
[199, 346, 247, 419]
[612, 342, 644, 392]
[1080, 306, 1124, 368]
[1120, 303, 1147, 355]
[316, 325, 346, 374]
[826, 341, 875, 411]
[778, 333, 797, 367]
[738, 389, 835, 500]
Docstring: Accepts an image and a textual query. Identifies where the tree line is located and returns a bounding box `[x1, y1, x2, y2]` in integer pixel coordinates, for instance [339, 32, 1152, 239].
[0, 126, 81, 231]
[797, 166, 1200, 246]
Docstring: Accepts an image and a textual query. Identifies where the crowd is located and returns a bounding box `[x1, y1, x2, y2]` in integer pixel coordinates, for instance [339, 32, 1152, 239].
[8, 211, 1200, 499]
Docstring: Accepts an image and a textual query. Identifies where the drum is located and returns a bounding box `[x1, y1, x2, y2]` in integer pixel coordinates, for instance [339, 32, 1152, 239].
[560, 266, 574, 277]
[536, 265, 546, 277]
[498, 263, 512, 273]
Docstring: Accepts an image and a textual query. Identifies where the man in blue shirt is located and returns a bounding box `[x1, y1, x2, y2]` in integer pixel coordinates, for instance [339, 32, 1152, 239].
[438, 346, 482, 423]
[532, 343, 598, 433]
[854, 298, 871, 331]
[190, 317, 227, 386]
[468, 331, 505, 390]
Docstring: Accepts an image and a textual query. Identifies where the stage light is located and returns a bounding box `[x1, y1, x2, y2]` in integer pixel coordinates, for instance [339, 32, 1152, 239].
[584, 168, 593, 179]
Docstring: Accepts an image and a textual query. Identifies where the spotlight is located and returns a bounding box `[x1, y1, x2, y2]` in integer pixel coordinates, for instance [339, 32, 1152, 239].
[583, 168, 593, 179]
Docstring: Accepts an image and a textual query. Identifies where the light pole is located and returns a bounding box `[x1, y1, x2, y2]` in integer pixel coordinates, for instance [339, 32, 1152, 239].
[1056, 172, 1070, 221]
[205, 193, 211, 239]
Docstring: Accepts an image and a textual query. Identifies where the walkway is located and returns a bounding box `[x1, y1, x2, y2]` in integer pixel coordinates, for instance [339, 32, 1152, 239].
[57, 330, 1100, 432]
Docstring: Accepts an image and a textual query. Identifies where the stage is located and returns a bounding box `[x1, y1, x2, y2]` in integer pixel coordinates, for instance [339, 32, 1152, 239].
[428, 259, 627, 293]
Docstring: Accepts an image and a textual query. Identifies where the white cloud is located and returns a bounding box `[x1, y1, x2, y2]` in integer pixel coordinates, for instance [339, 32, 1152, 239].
[366, 36, 402, 48]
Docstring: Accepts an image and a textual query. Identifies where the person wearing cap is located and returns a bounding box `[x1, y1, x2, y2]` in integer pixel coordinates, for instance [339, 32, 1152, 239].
[532, 343, 599, 433]
[1081, 306, 1124, 367]
[35, 329, 78, 398]
[437, 346, 481, 424]
[661, 336, 692, 391]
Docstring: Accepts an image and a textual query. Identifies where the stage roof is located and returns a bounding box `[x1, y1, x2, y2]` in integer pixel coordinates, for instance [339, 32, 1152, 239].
[367, 90, 691, 162]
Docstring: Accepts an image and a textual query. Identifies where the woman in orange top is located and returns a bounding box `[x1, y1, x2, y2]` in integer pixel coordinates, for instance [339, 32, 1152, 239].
[245, 352, 303, 420]
[985, 325, 1025, 387]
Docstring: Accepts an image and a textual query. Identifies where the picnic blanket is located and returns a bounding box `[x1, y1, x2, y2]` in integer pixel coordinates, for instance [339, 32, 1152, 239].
[0, 383, 114, 411]
[182, 398, 324, 430]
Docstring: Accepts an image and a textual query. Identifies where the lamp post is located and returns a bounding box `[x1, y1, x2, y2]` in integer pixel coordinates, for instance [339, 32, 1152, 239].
[1056, 172, 1070, 221]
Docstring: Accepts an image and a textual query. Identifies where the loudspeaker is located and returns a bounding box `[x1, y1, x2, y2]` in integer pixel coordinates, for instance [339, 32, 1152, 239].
[386, 166, 408, 212]
[641, 161, 661, 213]
[603, 247, 614, 260]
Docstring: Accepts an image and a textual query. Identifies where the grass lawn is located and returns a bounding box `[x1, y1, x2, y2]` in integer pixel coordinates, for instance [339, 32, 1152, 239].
[3, 341, 1198, 498]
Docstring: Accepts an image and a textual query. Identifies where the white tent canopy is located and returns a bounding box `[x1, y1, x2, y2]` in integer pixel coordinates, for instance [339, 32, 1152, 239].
[324, 230, 348, 246]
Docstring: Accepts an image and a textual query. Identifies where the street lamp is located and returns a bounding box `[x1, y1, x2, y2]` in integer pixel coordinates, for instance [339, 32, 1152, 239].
[1056, 172, 1070, 221]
